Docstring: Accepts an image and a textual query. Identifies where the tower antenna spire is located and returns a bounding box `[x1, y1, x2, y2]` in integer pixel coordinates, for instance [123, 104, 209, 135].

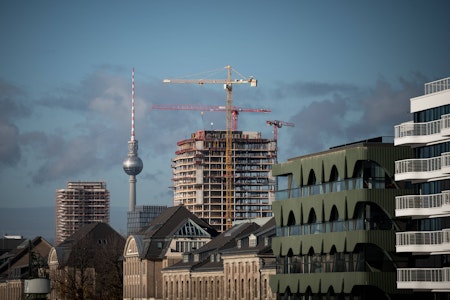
[131, 67, 135, 141]
[123, 67, 143, 213]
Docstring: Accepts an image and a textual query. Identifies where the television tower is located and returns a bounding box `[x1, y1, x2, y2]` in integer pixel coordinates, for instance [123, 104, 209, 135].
[123, 68, 143, 212]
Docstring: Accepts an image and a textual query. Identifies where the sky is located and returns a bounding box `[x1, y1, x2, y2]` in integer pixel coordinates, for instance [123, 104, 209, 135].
[1, 0, 450, 237]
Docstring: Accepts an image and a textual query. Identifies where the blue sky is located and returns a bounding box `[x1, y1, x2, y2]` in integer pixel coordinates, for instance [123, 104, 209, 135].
[1, 0, 449, 236]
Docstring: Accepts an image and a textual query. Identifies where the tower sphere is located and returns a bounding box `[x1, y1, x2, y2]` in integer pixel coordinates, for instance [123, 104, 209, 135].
[123, 156, 143, 175]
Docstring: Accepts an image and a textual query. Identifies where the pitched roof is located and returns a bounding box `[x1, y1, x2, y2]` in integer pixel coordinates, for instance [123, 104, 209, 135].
[165, 222, 261, 272]
[54, 222, 125, 267]
[195, 222, 260, 255]
[137, 205, 218, 260]
[0, 236, 52, 279]
[0, 237, 26, 256]
[139, 205, 215, 238]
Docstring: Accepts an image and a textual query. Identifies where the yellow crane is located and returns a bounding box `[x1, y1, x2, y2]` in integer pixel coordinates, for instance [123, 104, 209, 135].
[163, 65, 257, 230]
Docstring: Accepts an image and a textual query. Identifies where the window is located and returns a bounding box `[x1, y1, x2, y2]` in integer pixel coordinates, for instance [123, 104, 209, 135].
[249, 234, 257, 247]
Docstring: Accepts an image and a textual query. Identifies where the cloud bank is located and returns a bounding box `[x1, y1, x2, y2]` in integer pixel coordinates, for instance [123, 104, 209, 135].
[0, 67, 428, 202]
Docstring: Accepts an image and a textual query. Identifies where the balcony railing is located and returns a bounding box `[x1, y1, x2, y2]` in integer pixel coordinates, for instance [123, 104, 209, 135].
[396, 229, 450, 253]
[425, 77, 450, 94]
[394, 113, 450, 145]
[276, 217, 396, 237]
[395, 155, 448, 181]
[394, 120, 441, 139]
[395, 190, 450, 217]
[274, 177, 390, 201]
[397, 267, 450, 291]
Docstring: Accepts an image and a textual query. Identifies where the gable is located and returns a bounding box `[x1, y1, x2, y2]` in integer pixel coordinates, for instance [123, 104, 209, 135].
[173, 218, 212, 238]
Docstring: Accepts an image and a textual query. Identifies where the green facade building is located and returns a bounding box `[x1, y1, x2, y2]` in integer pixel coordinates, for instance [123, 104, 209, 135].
[269, 138, 415, 299]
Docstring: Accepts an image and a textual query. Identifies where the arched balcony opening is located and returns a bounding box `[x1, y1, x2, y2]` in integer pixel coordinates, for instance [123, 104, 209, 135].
[329, 165, 340, 182]
[353, 202, 395, 230]
[352, 160, 397, 189]
[306, 208, 323, 234]
[287, 211, 296, 226]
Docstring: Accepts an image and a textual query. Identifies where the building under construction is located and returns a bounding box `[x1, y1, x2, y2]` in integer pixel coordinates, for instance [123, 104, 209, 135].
[172, 130, 277, 232]
[55, 181, 110, 245]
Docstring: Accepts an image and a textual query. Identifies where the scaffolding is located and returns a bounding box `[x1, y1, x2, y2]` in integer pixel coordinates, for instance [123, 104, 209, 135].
[55, 181, 110, 245]
[172, 130, 277, 232]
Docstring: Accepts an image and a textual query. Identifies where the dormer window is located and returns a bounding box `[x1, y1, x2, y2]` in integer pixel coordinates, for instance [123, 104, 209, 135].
[237, 240, 242, 249]
[249, 234, 256, 247]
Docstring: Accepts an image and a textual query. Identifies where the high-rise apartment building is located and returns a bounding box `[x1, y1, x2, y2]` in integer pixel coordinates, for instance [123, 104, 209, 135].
[269, 138, 414, 299]
[55, 181, 110, 245]
[394, 77, 450, 296]
[172, 130, 277, 232]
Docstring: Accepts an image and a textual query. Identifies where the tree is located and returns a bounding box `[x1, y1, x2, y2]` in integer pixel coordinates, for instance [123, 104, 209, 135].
[50, 231, 125, 300]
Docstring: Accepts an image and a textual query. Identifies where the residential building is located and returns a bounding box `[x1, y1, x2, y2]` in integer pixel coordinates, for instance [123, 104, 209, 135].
[127, 205, 167, 235]
[0, 236, 26, 260]
[48, 222, 125, 300]
[161, 218, 276, 300]
[0, 236, 52, 300]
[55, 181, 110, 245]
[394, 77, 450, 297]
[269, 137, 415, 299]
[172, 130, 277, 232]
[123, 205, 218, 300]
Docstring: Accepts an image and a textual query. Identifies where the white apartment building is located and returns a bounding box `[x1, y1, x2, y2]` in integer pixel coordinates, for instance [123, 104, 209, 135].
[55, 181, 110, 245]
[394, 77, 450, 294]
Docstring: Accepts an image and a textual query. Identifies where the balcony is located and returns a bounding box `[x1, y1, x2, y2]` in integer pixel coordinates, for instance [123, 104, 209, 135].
[397, 267, 450, 291]
[394, 112, 450, 147]
[396, 229, 450, 254]
[424, 77, 450, 95]
[275, 178, 365, 201]
[395, 190, 450, 218]
[394, 120, 441, 146]
[394, 153, 450, 182]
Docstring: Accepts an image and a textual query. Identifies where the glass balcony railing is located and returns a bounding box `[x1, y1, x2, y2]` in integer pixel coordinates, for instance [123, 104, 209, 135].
[276, 217, 394, 237]
[275, 177, 390, 201]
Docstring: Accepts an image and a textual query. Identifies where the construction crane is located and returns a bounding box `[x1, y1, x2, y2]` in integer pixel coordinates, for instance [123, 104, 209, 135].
[266, 120, 295, 141]
[163, 65, 257, 230]
[151, 104, 270, 130]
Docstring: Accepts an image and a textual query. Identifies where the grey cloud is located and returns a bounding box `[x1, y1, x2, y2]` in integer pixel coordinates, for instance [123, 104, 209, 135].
[0, 122, 21, 166]
[272, 80, 358, 100]
[0, 78, 31, 167]
[23, 67, 203, 185]
[286, 76, 423, 156]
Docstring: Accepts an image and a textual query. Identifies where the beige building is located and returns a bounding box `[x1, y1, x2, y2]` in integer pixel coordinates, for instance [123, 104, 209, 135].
[123, 205, 218, 300]
[161, 218, 276, 300]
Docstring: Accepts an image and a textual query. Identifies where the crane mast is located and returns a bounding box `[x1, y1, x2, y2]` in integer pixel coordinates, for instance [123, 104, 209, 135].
[163, 65, 257, 230]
